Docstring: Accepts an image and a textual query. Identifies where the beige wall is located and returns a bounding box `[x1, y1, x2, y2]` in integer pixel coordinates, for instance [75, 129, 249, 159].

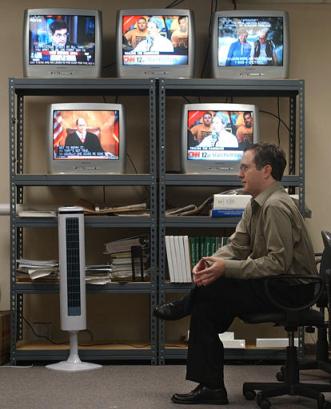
[0, 0, 330, 343]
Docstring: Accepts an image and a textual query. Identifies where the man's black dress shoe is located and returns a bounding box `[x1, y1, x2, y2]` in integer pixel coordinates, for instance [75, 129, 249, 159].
[153, 299, 190, 321]
[171, 384, 229, 405]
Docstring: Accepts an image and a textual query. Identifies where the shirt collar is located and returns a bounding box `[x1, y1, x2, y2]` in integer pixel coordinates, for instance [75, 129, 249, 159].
[252, 181, 283, 208]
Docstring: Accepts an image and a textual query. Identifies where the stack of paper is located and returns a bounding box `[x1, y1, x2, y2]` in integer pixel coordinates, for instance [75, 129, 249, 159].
[85, 264, 112, 285]
[104, 236, 149, 281]
[16, 258, 59, 280]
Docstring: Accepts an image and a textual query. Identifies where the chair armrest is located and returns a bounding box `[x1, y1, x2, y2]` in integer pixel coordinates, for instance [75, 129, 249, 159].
[264, 274, 323, 312]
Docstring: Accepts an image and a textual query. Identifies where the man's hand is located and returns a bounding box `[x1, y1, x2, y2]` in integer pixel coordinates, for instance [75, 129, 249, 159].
[192, 256, 225, 287]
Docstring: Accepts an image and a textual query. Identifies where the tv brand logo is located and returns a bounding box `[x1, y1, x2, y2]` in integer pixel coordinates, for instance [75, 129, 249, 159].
[123, 55, 136, 63]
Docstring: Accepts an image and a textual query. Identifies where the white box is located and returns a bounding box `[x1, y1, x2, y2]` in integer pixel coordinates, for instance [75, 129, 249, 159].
[218, 332, 235, 341]
[222, 339, 246, 349]
[213, 194, 251, 209]
[218, 333, 245, 348]
[256, 338, 298, 348]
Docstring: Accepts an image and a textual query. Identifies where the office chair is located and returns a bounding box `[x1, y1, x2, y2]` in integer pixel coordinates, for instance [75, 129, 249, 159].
[241, 272, 331, 409]
[296, 231, 331, 377]
[275, 231, 331, 384]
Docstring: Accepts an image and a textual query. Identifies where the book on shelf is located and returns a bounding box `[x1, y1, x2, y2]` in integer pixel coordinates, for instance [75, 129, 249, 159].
[104, 236, 149, 282]
[183, 236, 192, 282]
[189, 236, 228, 267]
[104, 236, 147, 254]
[164, 235, 192, 283]
[165, 236, 175, 283]
[210, 209, 244, 218]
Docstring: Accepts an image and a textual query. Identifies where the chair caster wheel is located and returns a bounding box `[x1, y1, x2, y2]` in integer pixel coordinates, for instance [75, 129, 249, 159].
[317, 393, 325, 409]
[276, 366, 285, 382]
[257, 392, 271, 409]
[243, 389, 256, 400]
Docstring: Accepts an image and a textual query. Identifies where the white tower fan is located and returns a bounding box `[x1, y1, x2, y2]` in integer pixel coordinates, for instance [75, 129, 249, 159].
[47, 206, 101, 371]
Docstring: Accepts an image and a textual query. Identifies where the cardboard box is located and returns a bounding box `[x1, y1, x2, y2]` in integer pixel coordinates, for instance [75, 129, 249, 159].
[213, 194, 251, 209]
[0, 311, 10, 364]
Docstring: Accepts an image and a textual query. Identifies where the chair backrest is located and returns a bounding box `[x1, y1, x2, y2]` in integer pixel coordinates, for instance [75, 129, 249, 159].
[320, 231, 331, 279]
[320, 231, 331, 344]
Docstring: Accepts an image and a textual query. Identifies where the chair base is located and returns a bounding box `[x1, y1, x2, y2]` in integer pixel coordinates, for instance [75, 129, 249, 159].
[243, 381, 331, 409]
[299, 359, 331, 376]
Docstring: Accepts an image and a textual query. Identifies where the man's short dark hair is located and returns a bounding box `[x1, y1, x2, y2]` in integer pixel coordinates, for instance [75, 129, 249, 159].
[245, 143, 287, 181]
[49, 20, 67, 35]
[243, 111, 252, 119]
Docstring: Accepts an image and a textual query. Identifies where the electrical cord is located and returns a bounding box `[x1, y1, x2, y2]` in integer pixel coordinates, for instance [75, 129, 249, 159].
[23, 316, 94, 345]
[165, 0, 185, 8]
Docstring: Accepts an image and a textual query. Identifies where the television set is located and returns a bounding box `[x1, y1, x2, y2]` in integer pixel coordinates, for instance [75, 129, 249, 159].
[181, 103, 259, 174]
[116, 9, 195, 79]
[23, 8, 102, 78]
[48, 103, 125, 174]
[211, 10, 288, 79]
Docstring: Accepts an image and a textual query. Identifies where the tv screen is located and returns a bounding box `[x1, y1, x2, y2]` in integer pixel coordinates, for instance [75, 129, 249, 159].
[48, 103, 125, 174]
[24, 9, 102, 78]
[117, 9, 195, 78]
[211, 10, 288, 79]
[182, 103, 259, 174]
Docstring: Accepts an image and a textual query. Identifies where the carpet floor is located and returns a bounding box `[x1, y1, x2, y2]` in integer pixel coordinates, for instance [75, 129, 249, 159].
[1, 364, 331, 409]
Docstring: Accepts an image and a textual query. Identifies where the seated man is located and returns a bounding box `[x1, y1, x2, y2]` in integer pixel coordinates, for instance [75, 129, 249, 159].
[154, 143, 317, 405]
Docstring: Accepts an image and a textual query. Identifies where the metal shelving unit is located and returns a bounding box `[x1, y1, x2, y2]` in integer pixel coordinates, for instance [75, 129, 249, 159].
[158, 78, 305, 364]
[9, 77, 306, 365]
[9, 78, 158, 364]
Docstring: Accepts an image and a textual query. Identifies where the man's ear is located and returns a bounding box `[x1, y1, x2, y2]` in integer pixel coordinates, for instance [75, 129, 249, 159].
[263, 164, 273, 179]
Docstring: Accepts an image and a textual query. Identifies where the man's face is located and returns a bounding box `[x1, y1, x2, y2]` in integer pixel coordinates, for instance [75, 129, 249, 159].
[239, 149, 265, 197]
[244, 114, 253, 128]
[238, 32, 248, 43]
[212, 116, 225, 133]
[52, 28, 67, 48]
[137, 19, 147, 32]
[77, 118, 87, 134]
[147, 22, 159, 37]
[179, 17, 188, 32]
[259, 34, 267, 44]
[202, 114, 212, 126]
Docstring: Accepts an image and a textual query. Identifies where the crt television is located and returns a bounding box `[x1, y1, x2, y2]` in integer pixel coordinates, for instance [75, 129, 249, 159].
[24, 8, 102, 78]
[211, 10, 288, 79]
[48, 103, 125, 174]
[182, 103, 259, 174]
[116, 9, 195, 78]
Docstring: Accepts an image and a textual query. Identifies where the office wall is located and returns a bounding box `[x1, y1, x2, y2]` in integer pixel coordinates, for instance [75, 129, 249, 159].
[0, 1, 330, 339]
